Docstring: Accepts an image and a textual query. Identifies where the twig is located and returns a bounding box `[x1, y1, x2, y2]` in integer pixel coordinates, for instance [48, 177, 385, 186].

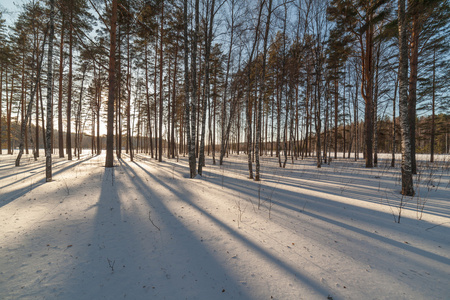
[425, 222, 450, 231]
[149, 210, 161, 231]
[107, 258, 115, 272]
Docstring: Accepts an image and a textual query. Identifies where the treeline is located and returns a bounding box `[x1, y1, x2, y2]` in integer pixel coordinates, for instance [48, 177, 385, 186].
[0, 0, 449, 193]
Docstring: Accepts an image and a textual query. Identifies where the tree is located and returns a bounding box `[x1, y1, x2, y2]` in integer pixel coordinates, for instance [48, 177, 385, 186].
[198, 0, 216, 176]
[46, 0, 55, 182]
[413, 0, 450, 162]
[105, 0, 118, 168]
[398, 0, 414, 196]
[15, 24, 49, 166]
[255, 0, 272, 180]
[0, 11, 6, 155]
[56, 0, 66, 158]
[328, 0, 390, 168]
[183, 0, 198, 178]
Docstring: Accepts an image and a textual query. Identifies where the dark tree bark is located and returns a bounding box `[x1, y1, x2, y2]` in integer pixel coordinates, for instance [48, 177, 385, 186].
[46, 0, 55, 182]
[158, 2, 164, 162]
[398, 0, 414, 196]
[105, 0, 118, 168]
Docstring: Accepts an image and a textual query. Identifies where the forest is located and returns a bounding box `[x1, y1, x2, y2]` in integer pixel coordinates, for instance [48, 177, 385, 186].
[1, 1, 450, 299]
[0, 0, 449, 191]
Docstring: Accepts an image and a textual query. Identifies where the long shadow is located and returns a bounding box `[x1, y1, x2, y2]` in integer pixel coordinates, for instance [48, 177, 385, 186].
[215, 156, 450, 220]
[0, 155, 95, 208]
[111, 159, 258, 298]
[159, 159, 450, 270]
[58, 157, 254, 299]
[54, 164, 126, 298]
[130, 159, 333, 298]
[272, 191, 450, 266]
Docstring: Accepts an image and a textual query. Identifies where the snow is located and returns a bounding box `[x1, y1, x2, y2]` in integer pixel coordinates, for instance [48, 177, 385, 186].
[1, 151, 449, 299]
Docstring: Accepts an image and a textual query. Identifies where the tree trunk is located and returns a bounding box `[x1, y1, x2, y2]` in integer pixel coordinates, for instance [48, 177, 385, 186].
[398, 0, 414, 196]
[430, 48, 436, 163]
[16, 25, 49, 166]
[46, 0, 55, 181]
[0, 66, 2, 155]
[362, 22, 374, 168]
[256, 0, 272, 180]
[127, 26, 133, 162]
[198, 0, 215, 176]
[171, 39, 178, 159]
[58, 14, 65, 158]
[391, 75, 398, 167]
[66, 9, 73, 161]
[220, 0, 235, 166]
[145, 43, 153, 158]
[159, 2, 164, 162]
[105, 0, 118, 168]
[334, 69, 338, 159]
[408, 9, 419, 174]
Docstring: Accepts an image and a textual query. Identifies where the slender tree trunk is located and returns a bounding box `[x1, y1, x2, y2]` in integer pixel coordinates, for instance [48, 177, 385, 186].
[159, 2, 164, 162]
[39, 83, 47, 151]
[7, 68, 14, 155]
[20, 53, 27, 155]
[171, 39, 178, 159]
[46, 0, 55, 181]
[246, 0, 264, 179]
[408, 9, 419, 174]
[35, 79, 40, 157]
[430, 48, 436, 163]
[0, 66, 2, 155]
[256, 0, 272, 180]
[343, 71, 346, 158]
[184, 0, 196, 178]
[145, 43, 153, 158]
[105, 0, 118, 168]
[198, 0, 216, 175]
[362, 23, 374, 168]
[373, 44, 380, 166]
[16, 25, 49, 166]
[154, 41, 158, 160]
[334, 69, 338, 159]
[391, 75, 398, 167]
[117, 27, 122, 159]
[58, 14, 65, 158]
[127, 26, 133, 162]
[96, 79, 101, 155]
[220, 0, 235, 166]
[66, 10, 73, 160]
[398, 0, 414, 196]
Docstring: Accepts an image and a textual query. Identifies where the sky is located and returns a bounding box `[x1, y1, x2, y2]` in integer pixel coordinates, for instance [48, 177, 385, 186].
[1, 0, 23, 28]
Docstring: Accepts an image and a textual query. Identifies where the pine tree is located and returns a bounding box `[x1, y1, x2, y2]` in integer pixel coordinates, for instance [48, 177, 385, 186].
[105, 0, 118, 168]
[328, 0, 390, 168]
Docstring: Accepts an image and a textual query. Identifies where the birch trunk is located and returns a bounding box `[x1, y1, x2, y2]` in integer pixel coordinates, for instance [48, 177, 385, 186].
[398, 0, 414, 196]
[46, 0, 55, 181]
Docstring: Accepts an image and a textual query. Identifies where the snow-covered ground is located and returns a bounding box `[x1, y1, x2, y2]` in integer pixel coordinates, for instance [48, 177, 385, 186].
[1, 151, 449, 299]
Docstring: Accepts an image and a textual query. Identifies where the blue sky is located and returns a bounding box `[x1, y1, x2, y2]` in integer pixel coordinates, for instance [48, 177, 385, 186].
[1, 0, 23, 28]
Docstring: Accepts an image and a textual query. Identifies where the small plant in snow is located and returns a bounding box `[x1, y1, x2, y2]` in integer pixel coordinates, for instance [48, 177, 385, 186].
[107, 258, 115, 272]
[235, 199, 246, 228]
